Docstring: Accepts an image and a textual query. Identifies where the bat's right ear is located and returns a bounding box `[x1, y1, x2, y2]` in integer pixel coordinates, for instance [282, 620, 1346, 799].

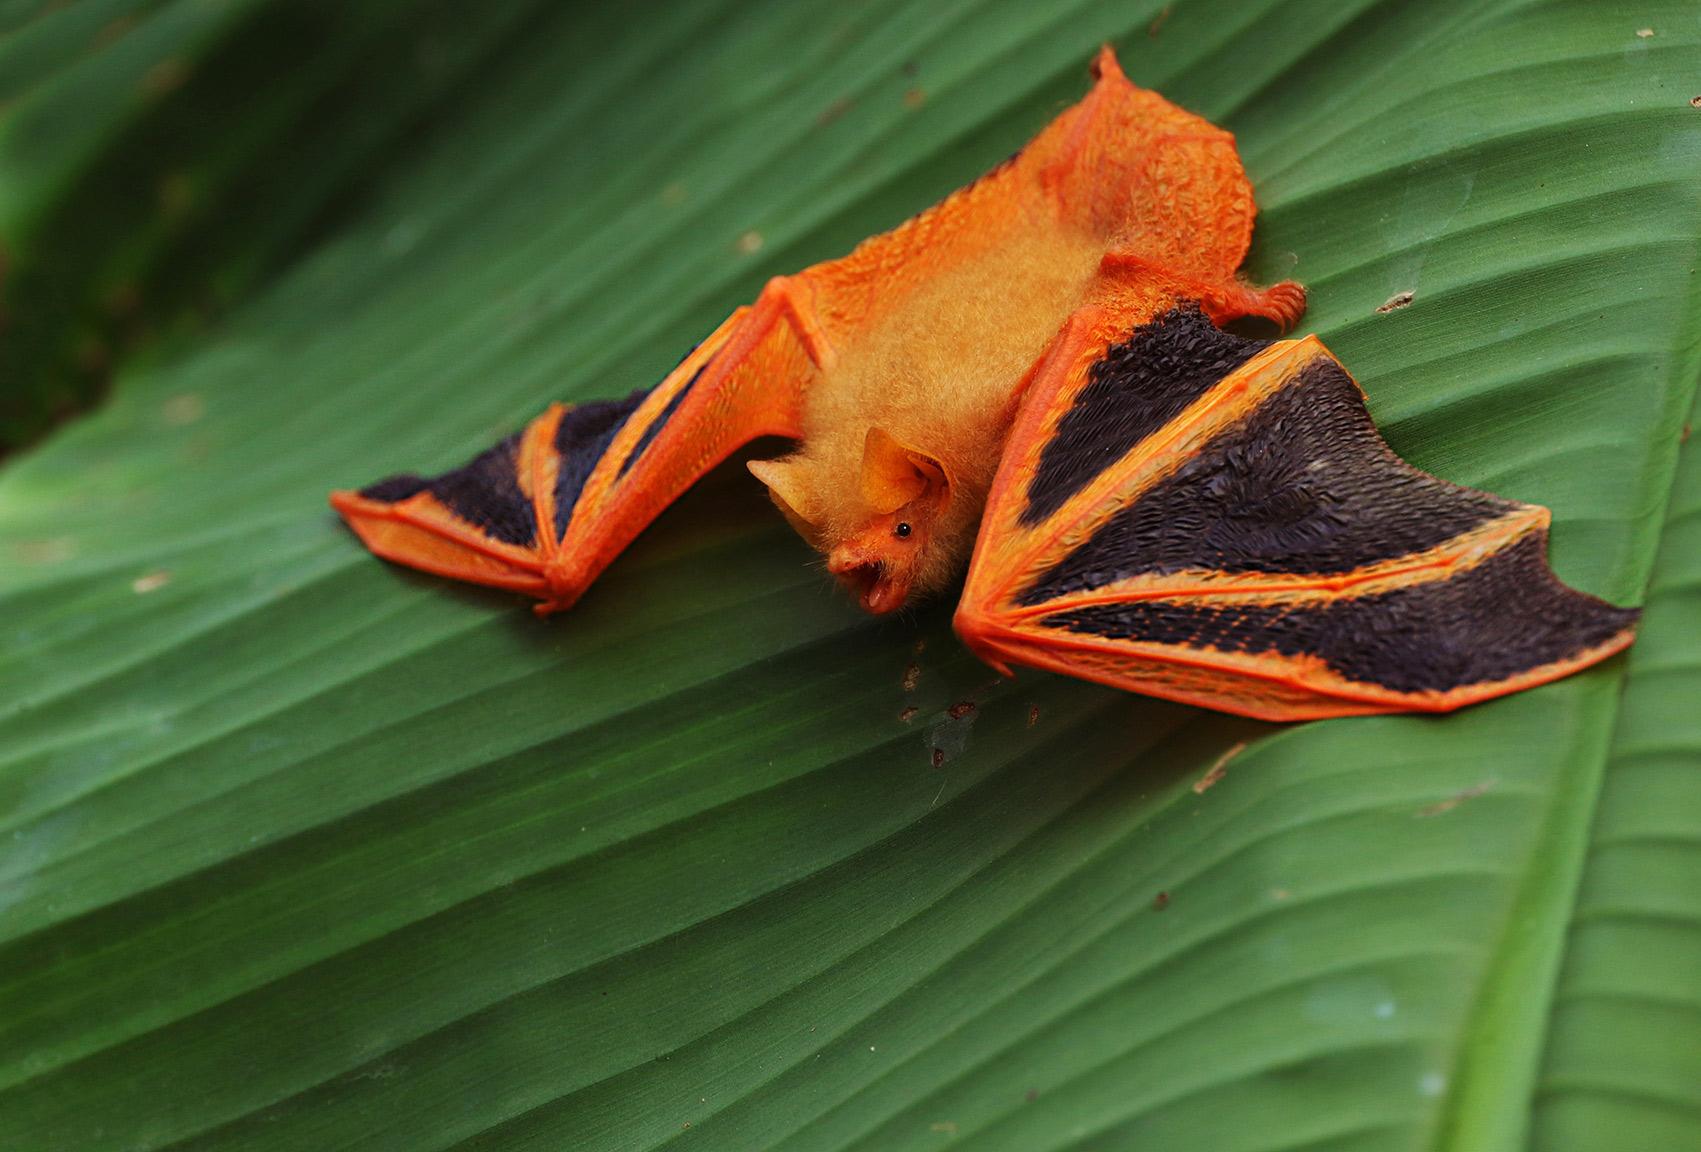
[861, 426, 949, 515]
[749, 456, 823, 546]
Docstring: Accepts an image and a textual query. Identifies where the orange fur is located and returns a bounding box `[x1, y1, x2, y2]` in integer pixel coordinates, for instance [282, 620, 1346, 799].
[746, 47, 1299, 611]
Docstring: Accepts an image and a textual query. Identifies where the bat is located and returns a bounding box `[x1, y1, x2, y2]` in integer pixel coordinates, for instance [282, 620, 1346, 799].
[330, 47, 1637, 721]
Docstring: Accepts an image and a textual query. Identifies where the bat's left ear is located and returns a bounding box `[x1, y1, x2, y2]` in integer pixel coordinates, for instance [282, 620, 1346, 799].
[862, 426, 949, 514]
[749, 456, 824, 546]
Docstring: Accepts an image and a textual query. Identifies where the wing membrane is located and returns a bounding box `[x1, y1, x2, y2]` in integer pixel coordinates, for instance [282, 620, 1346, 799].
[331, 278, 824, 614]
[957, 304, 1638, 720]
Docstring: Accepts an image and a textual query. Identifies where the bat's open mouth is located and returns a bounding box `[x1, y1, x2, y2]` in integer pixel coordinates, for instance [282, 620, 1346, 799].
[833, 558, 905, 615]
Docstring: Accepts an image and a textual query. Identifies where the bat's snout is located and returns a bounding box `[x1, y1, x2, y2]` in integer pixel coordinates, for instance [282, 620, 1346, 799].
[828, 548, 907, 615]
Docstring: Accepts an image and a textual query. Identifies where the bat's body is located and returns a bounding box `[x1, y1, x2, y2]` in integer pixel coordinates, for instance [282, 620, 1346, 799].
[762, 222, 1100, 608]
[739, 49, 1303, 612]
[332, 49, 1635, 721]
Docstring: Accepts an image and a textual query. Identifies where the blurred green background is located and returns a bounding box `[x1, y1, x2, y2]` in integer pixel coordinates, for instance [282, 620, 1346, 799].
[1, 2, 1698, 1150]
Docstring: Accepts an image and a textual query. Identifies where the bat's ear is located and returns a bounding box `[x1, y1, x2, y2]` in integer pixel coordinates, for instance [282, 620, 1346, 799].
[748, 456, 823, 545]
[861, 426, 949, 515]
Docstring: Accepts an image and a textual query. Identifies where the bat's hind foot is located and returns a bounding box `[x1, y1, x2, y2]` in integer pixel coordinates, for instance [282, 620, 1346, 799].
[1205, 280, 1308, 332]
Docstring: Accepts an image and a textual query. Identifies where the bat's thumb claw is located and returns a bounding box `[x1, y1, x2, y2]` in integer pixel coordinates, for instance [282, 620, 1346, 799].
[1091, 44, 1127, 84]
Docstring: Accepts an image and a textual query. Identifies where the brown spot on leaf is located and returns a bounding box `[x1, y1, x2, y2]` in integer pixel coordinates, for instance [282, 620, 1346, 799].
[736, 230, 764, 255]
[1027, 705, 1040, 727]
[902, 662, 920, 692]
[1418, 780, 1494, 817]
[659, 182, 687, 207]
[105, 282, 141, 318]
[158, 171, 195, 218]
[1376, 290, 1415, 313]
[131, 570, 172, 594]
[162, 393, 205, 426]
[1691, 95, 1701, 109]
[141, 57, 191, 97]
[75, 336, 110, 375]
[931, 747, 945, 769]
[903, 87, 926, 109]
[1148, 4, 1172, 37]
[94, 15, 138, 49]
[899, 706, 919, 723]
[1025, 1088, 1038, 1103]
[817, 97, 854, 126]
[1153, 891, 1170, 911]
[1682, 422, 1692, 444]
[947, 700, 976, 720]
[1193, 741, 1245, 794]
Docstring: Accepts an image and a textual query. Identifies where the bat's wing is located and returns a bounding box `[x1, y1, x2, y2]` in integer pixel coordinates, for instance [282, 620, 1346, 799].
[331, 277, 829, 614]
[955, 303, 1639, 721]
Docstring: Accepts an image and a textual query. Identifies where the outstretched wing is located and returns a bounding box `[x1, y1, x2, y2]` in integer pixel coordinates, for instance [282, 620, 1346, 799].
[955, 303, 1639, 721]
[331, 276, 829, 614]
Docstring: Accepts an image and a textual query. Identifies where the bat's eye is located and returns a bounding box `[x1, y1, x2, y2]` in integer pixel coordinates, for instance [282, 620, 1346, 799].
[894, 522, 912, 539]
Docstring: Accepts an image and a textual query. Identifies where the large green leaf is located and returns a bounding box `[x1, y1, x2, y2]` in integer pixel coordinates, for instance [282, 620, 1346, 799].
[2, 2, 1697, 1149]
[0, 0, 545, 446]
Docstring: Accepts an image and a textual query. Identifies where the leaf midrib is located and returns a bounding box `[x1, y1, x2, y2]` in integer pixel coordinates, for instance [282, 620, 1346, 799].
[1431, 215, 1701, 1150]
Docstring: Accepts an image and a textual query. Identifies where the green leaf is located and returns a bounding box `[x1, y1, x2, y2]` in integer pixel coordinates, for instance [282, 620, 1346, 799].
[0, 0, 545, 447]
[2, 2, 1697, 1150]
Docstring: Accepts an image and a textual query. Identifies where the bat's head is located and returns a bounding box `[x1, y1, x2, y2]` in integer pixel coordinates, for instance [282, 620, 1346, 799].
[750, 426, 969, 615]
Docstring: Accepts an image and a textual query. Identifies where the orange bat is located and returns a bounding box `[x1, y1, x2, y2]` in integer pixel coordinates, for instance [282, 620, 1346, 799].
[331, 48, 1636, 721]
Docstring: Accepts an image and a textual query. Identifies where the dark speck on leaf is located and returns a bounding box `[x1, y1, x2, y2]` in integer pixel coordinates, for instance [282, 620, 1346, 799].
[947, 700, 976, 720]
[816, 96, 853, 126]
[1153, 891, 1170, 911]
[931, 747, 945, 769]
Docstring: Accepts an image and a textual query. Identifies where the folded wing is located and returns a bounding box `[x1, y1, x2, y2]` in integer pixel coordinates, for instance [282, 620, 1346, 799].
[955, 304, 1638, 721]
[331, 277, 827, 614]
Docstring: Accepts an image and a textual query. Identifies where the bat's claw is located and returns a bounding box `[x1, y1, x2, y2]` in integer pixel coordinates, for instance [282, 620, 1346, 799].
[1205, 279, 1308, 333]
[1255, 280, 1309, 332]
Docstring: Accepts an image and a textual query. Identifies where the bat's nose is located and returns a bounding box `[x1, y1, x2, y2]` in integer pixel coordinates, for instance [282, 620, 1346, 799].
[826, 546, 869, 576]
[827, 548, 904, 614]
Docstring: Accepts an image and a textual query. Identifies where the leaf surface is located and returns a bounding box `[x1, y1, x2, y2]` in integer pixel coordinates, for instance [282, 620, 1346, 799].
[1, 2, 1697, 1150]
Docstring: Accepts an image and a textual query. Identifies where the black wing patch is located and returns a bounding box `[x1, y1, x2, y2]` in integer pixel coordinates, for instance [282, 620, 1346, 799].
[360, 432, 536, 547]
[1021, 305, 1269, 526]
[1046, 533, 1638, 695]
[551, 389, 648, 537]
[1019, 356, 1514, 604]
